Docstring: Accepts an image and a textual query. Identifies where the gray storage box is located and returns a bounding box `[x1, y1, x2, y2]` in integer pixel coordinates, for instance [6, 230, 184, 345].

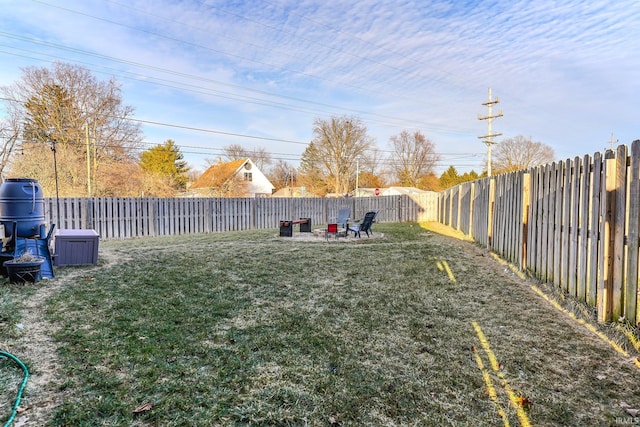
[54, 229, 99, 266]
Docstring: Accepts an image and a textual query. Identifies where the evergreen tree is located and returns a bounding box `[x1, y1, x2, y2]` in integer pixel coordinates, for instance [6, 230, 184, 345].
[439, 166, 461, 189]
[139, 139, 190, 190]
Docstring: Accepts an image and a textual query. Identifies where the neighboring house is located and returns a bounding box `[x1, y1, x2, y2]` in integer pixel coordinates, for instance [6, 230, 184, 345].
[381, 186, 434, 196]
[272, 186, 319, 198]
[189, 158, 274, 197]
[353, 187, 380, 197]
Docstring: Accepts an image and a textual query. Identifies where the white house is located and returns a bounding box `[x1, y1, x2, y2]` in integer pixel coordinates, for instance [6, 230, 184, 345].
[381, 186, 434, 196]
[189, 158, 274, 197]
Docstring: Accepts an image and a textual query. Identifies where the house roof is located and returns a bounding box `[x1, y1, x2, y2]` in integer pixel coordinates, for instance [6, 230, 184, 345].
[190, 158, 247, 189]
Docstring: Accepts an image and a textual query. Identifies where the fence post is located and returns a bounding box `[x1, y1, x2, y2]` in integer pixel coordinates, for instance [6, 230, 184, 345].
[521, 172, 531, 270]
[598, 151, 617, 323]
[468, 182, 475, 238]
[626, 140, 640, 325]
[456, 184, 464, 231]
[487, 178, 496, 249]
[251, 198, 256, 230]
[86, 198, 92, 230]
[588, 153, 603, 307]
[611, 145, 628, 321]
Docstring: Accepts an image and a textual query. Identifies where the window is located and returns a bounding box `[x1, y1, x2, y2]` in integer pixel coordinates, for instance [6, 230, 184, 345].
[244, 172, 253, 182]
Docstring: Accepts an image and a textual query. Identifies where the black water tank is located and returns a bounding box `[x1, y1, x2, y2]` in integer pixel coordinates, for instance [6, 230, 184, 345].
[0, 178, 45, 238]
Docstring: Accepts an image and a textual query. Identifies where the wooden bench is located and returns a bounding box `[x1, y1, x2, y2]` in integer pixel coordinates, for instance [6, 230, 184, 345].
[279, 218, 312, 237]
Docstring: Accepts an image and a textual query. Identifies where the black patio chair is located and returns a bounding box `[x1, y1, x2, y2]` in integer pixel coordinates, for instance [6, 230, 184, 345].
[348, 210, 378, 238]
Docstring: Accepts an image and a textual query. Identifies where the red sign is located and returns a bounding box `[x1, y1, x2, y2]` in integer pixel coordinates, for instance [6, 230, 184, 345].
[375, 188, 380, 196]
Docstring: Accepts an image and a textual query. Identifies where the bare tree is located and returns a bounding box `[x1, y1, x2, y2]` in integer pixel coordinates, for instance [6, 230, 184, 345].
[207, 174, 249, 197]
[1, 62, 143, 196]
[222, 144, 271, 170]
[358, 146, 386, 186]
[222, 144, 248, 161]
[0, 118, 20, 178]
[249, 146, 272, 171]
[268, 159, 296, 190]
[301, 116, 373, 195]
[492, 135, 555, 173]
[388, 130, 440, 187]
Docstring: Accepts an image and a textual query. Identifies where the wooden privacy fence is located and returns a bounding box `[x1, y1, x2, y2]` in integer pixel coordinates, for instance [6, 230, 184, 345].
[41, 192, 439, 241]
[439, 141, 640, 325]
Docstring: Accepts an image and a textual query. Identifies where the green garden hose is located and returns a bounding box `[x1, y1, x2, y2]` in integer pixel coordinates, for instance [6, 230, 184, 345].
[0, 351, 29, 427]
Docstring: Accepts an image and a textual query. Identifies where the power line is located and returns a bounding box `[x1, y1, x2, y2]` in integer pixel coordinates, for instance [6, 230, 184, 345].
[1, 94, 482, 160]
[1, 92, 484, 172]
[256, 0, 456, 90]
[31, 0, 444, 107]
[21, 1, 482, 134]
[130, 117, 309, 145]
[0, 37, 476, 134]
[107, 0, 429, 85]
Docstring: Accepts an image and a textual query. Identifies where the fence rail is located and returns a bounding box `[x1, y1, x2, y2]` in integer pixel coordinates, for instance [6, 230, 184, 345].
[41, 193, 439, 241]
[439, 141, 640, 325]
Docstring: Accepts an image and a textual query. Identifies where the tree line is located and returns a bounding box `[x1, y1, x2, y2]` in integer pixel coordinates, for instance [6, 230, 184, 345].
[0, 62, 555, 197]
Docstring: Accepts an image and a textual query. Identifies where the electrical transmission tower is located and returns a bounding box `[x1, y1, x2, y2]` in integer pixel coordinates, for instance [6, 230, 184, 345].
[478, 88, 503, 176]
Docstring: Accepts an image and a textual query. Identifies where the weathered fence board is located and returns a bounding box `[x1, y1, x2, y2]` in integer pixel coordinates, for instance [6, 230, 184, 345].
[553, 162, 564, 288]
[568, 157, 581, 297]
[626, 141, 640, 325]
[38, 194, 439, 241]
[438, 142, 640, 325]
[588, 152, 603, 307]
[577, 154, 592, 302]
[612, 145, 629, 321]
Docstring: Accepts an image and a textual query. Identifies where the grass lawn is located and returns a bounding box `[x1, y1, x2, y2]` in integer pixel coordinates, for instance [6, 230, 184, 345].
[3, 222, 640, 426]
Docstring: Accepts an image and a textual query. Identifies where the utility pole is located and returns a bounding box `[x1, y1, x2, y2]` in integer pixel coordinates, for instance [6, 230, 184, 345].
[609, 132, 618, 151]
[478, 88, 503, 176]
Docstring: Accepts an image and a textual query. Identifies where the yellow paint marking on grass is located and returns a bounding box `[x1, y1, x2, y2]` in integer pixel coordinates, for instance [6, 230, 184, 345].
[473, 321, 532, 427]
[436, 260, 456, 283]
[583, 322, 629, 357]
[472, 346, 511, 427]
[442, 261, 456, 283]
[615, 323, 640, 351]
[489, 253, 526, 280]
[491, 253, 508, 266]
[530, 285, 566, 313]
[472, 322, 500, 372]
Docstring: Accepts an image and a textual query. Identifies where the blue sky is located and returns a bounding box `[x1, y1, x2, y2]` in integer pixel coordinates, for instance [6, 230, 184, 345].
[1, 0, 638, 175]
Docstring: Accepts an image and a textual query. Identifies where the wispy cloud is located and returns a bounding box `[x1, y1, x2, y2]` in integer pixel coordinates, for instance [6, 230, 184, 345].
[1, 0, 639, 171]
